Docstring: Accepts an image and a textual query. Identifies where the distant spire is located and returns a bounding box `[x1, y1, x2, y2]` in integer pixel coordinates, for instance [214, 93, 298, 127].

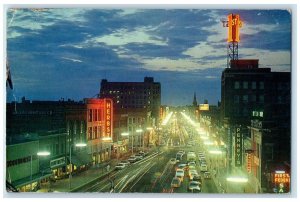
[193, 92, 198, 107]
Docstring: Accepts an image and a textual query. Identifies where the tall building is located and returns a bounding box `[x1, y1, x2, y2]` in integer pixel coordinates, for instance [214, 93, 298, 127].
[220, 59, 291, 193]
[99, 77, 161, 147]
[99, 77, 161, 120]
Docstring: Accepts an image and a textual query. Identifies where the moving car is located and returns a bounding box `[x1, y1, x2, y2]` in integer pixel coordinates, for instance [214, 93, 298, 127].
[188, 169, 199, 180]
[187, 181, 201, 193]
[176, 163, 187, 171]
[175, 169, 185, 182]
[204, 171, 211, 179]
[200, 163, 208, 172]
[192, 174, 202, 184]
[171, 177, 181, 188]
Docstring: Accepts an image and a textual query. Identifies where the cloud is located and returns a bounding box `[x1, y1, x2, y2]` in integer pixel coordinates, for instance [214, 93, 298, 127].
[87, 26, 168, 46]
[61, 57, 83, 63]
[6, 8, 87, 38]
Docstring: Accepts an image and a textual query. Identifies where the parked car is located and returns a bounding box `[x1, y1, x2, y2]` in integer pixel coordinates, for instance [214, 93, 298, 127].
[175, 169, 185, 182]
[171, 177, 181, 188]
[138, 151, 147, 157]
[187, 181, 201, 192]
[135, 154, 143, 160]
[128, 156, 137, 163]
[120, 160, 130, 166]
[115, 163, 126, 170]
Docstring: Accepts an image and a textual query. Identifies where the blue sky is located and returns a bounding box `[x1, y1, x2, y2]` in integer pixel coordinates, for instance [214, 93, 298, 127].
[6, 8, 291, 106]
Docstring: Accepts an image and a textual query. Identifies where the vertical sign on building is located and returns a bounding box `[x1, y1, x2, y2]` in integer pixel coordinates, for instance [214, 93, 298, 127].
[246, 153, 252, 173]
[105, 99, 113, 139]
[235, 126, 243, 167]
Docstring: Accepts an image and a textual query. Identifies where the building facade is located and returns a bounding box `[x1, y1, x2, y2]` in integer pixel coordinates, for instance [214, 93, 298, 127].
[220, 59, 291, 193]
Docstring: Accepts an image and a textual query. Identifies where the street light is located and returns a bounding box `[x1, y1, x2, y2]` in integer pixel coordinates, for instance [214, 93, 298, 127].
[31, 151, 51, 181]
[69, 142, 87, 190]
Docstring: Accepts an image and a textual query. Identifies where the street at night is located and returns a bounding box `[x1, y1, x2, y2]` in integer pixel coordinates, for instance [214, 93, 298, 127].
[4, 6, 294, 196]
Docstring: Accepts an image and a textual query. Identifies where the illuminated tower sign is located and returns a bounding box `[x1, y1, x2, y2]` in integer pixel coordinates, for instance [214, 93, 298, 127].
[222, 13, 243, 68]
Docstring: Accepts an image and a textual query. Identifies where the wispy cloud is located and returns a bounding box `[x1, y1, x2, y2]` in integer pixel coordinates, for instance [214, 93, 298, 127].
[61, 57, 83, 63]
[87, 26, 168, 46]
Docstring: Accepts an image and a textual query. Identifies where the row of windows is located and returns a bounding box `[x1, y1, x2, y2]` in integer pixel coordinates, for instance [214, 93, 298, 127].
[88, 126, 103, 140]
[128, 117, 144, 124]
[106, 90, 160, 95]
[116, 99, 151, 105]
[88, 109, 103, 122]
[45, 142, 65, 156]
[234, 81, 264, 90]
[7, 155, 37, 168]
[233, 95, 264, 103]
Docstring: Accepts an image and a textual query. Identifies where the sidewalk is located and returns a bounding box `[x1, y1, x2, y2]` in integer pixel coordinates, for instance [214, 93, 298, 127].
[38, 150, 143, 193]
[38, 160, 119, 193]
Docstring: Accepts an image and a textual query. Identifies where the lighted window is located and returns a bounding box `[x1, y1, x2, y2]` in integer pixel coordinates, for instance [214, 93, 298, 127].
[259, 111, 263, 117]
[243, 81, 248, 89]
[234, 81, 240, 89]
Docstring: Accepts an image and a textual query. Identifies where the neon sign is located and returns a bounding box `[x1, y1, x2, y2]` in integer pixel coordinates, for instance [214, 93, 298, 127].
[105, 99, 113, 139]
[235, 126, 243, 167]
[246, 153, 252, 173]
[274, 173, 290, 184]
[227, 14, 242, 42]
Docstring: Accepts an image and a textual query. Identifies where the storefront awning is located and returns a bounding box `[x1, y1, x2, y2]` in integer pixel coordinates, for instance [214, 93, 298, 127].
[12, 172, 53, 188]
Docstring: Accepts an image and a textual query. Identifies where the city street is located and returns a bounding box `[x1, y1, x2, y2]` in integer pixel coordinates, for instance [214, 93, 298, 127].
[75, 113, 219, 193]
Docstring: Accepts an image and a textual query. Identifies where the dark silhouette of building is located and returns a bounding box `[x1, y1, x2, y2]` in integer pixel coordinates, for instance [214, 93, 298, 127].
[192, 92, 198, 108]
[220, 59, 291, 193]
[99, 77, 161, 126]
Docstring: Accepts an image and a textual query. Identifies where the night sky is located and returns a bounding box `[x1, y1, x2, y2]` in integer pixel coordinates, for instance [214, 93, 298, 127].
[6, 8, 291, 106]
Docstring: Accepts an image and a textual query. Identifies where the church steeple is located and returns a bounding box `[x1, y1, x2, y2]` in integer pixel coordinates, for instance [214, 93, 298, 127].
[193, 92, 198, 107]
